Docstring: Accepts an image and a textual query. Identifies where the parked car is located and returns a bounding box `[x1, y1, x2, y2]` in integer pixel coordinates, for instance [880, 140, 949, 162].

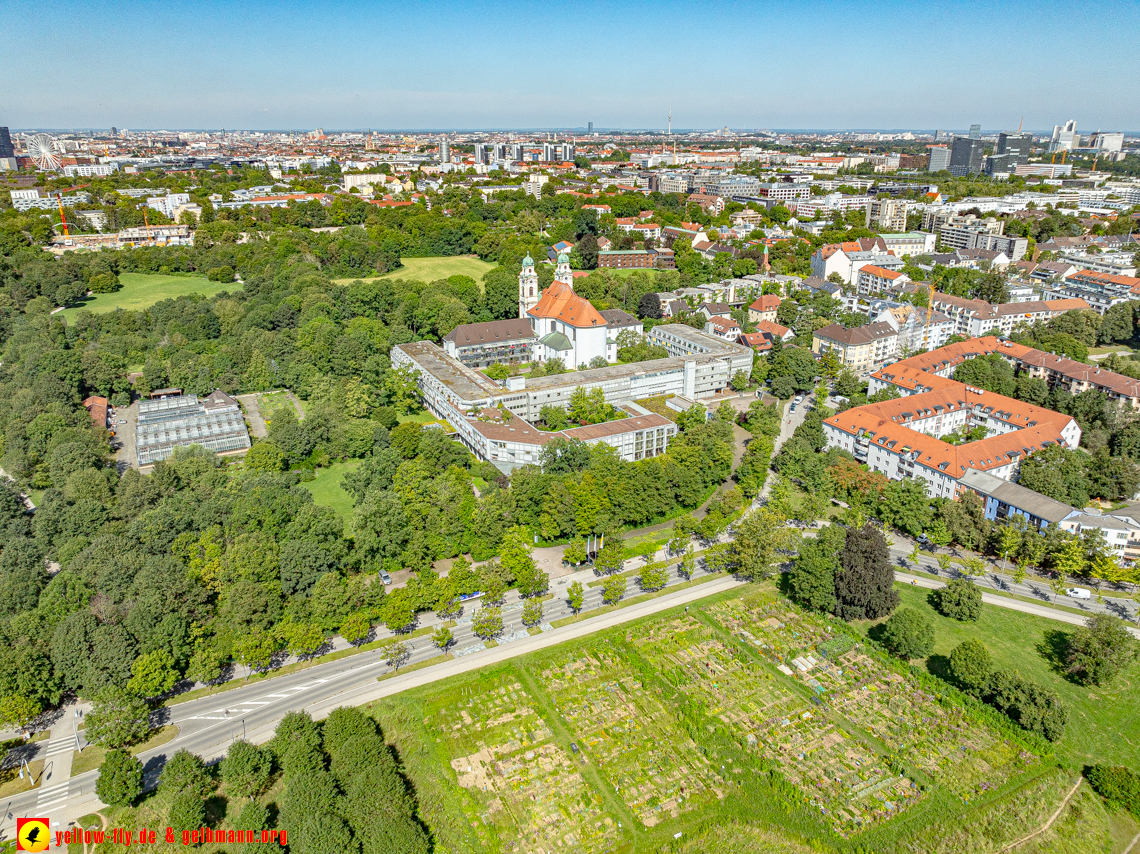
[380, 569, 393, 585]
[1065, 587, 1091, 600]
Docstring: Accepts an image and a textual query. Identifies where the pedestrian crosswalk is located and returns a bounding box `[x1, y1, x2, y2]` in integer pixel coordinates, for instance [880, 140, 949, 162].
[43, 736, 76, 758]
[37, 779, 70, 811]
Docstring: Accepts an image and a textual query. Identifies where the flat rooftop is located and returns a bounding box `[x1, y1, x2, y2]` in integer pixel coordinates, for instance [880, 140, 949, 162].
[396, 340, 502, 401]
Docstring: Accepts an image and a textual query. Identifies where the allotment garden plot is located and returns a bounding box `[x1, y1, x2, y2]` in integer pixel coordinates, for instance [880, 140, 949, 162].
[708, 597, 1040, 828]
[537, 648, 725, 827]
[425, 672, 619, 854]
[378, 590, 1045, 851]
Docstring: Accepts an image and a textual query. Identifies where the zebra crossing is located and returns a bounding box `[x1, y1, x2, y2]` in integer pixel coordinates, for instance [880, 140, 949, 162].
[37, 779, 71, 812]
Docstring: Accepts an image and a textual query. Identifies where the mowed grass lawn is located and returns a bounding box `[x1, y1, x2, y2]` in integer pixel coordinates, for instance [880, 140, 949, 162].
[299, 460, 362, 525]
[57, 273, 235, 321]
[333, 255, 495, 286]
[854, 583, 1140, 768]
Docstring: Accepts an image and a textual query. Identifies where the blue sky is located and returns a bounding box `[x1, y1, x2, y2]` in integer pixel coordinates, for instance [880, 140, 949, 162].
[3, 0, 1138, 132]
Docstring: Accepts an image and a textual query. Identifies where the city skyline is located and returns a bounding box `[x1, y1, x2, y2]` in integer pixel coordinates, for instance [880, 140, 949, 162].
[2, 0, 1138, 131]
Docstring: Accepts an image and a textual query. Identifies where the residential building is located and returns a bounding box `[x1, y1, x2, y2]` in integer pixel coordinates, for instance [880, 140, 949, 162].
[135, 390, 251, 467]
[930, 294, 1090, 337]
[1060, 512, 1133, 561]
[875, 304, 956, 354]
[812, 321, 899, 374]
[949, 137, 985, 176]
[598, 249, 655, 269]
[930, 214, 1029, 262]
[870, 335, 1140, 411]
[698, 302, 733, 320]
[704, 316, 742, 341]
[748, 294, 783, 323]
[958, 468, 1076, 530]
[878, 232, 936, 257]
[865, 198, 909, 232]
[822, 380, 1080, 499]
[856, 265, 909, 295]
[687, 193, 725, 214]
[810, 237, 895, 283]
[600, 309, 643, 361]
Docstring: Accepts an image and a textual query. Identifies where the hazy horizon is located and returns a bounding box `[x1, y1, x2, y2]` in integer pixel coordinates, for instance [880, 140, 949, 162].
[3, 0, 1138, 132]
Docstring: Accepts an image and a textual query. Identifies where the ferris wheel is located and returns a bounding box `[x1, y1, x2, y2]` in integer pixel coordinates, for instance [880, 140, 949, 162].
[27, 134, 61, 170]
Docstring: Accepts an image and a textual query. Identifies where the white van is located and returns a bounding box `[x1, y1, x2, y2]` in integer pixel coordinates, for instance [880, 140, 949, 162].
[1065, 587, 1092, 600]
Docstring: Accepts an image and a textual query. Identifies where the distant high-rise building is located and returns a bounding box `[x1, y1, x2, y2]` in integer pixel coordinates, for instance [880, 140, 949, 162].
[949, 136, 985, 176]
[0, 127, 13, 158]
[542, 142, 556, 162]
[968, 123, 982, 139]
[474, 143, 491, 164]
[508, 143, 522, 161]
[927, 145, 951, 172]
[996, 132, 1031, 164]
[1088, 131, 1124, 153]
[934, 129, 948, 142]
[562, 143, 575, 162]
[588, 121, 593, 134]
[1050, 120, 1079, 152]
[109, 126, 118, 137]
[439, 137, 450, 164]
[493, 143, 507, 161]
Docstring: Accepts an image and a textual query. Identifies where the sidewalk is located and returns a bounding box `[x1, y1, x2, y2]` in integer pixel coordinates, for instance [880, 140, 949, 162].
[36, 709, 81, 850]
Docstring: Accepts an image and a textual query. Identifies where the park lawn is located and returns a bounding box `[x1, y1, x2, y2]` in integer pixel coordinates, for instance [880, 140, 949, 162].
[854, 583, 1140, 768]
[333, 255, 495, 286]
[57, 273, 235, 321]
[298, 460, 362, 524]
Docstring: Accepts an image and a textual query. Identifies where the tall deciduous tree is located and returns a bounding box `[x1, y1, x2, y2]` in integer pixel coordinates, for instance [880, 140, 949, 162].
[834, 524, 899, 621]
[96, 748, 143, 806]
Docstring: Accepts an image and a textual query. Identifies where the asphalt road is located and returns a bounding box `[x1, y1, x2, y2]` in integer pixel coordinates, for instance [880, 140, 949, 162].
[0, 559, 731, 838]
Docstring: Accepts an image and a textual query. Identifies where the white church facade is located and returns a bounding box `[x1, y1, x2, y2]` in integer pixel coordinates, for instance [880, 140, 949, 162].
[443, 252, 640, 370]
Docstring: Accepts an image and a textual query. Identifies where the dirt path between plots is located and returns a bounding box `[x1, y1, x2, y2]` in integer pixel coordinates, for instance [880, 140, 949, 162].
[996, 776, 1082, 852]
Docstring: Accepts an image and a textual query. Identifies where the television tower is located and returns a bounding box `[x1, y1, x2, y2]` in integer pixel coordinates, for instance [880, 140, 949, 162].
[668, 108, 672, 136]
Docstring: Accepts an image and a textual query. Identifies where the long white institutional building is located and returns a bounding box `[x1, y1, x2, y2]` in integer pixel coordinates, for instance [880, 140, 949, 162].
[393, 326, 751, 470]
[392, 257, 752, 470]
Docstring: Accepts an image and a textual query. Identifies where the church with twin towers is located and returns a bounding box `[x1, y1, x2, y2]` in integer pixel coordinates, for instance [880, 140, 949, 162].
[442, 252, 643, 369]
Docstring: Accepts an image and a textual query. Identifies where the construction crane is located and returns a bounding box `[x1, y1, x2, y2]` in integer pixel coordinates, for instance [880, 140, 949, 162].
[55, 194, 70, 238]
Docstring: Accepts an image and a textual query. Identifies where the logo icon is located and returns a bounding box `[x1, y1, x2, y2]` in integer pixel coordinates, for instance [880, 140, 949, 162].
[17, 818, 50, 853]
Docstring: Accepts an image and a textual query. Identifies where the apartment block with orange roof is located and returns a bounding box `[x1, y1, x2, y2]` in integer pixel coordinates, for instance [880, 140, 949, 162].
[822, 383, 1080, 499]
[870, 335, 1140, 410]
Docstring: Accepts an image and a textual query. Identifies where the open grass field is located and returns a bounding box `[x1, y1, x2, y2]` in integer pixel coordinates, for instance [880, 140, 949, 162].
[333, 255, 496, 286]
[854, 583, 1140, 769]
[57, 273, 234, 321]
[370, 585, 1130, 854]
[298, 460, 362, 524]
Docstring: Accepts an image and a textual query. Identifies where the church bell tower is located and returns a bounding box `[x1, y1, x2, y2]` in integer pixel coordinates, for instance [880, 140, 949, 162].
[519, 253, 539, 317]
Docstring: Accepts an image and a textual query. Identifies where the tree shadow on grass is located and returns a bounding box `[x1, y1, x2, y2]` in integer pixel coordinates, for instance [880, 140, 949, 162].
[925, 653, 953, 683]
[1036, 628, 1074, 681]
[866, 623, 887, 645]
